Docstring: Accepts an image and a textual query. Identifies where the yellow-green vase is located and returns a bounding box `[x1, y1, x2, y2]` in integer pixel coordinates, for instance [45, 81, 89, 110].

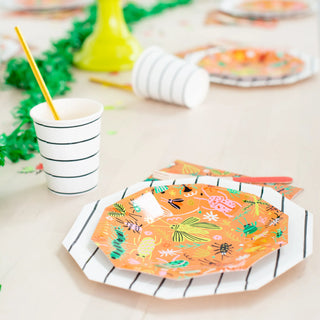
[74, 0, 142, 72]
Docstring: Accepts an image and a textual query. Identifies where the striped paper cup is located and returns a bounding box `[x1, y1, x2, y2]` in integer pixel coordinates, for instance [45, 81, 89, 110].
[132, 46, 210, 108]
[30, 98, 103, 196]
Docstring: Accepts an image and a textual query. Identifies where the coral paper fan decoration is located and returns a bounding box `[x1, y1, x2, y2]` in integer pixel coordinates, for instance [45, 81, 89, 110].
[151, 160, 303, 200]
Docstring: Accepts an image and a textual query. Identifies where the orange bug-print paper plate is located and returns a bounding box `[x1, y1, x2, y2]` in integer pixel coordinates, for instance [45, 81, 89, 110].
[219, 0, 313, 19]
[3, 0, 91, 10]
[197, 48, 304, 80]
[238, 0, 309, 14]
[92, 184, 288, 280]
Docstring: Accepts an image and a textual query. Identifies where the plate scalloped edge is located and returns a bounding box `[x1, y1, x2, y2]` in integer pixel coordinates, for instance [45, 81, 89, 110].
[62, 176, 313, 299]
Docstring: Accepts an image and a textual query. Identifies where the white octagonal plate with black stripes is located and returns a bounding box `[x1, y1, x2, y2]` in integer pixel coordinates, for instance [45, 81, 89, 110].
[62, 177, 313, 299]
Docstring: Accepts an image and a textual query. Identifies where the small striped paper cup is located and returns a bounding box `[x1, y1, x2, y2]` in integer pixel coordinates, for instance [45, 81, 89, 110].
[132, 46, 210, 108]
[30, 98, 103, 196]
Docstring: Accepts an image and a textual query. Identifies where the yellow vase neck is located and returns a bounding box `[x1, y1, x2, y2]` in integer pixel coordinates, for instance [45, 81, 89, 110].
[96, 0, 129, 37]
[73, 0, 142, 71]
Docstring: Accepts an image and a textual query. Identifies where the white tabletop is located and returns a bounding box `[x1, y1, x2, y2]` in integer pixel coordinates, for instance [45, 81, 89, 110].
[0, 1, 319, 319]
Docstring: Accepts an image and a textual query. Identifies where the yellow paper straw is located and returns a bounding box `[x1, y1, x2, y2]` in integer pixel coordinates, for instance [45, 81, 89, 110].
[90, 77, 133, 92]
[15, 26, 60, 120]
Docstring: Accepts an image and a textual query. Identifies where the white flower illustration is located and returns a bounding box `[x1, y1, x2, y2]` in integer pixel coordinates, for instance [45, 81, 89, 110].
[144, 216, 155, 224]
[236, 254, 250, 261]
[203, 211, 219, 222]
[158, 249, 182, 257]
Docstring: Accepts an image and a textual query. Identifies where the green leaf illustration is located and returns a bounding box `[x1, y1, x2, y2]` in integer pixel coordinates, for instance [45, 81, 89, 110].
[113, 203, 126, 214]
[108, 211, 125, 217]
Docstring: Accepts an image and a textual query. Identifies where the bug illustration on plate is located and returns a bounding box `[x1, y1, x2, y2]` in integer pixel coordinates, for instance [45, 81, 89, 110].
[155, 259, 189, 269]
[173, 184, 197, 196]
[234, 213, 261, 236]
[211, 242, 233, 260]
[114, 212, 143, 234]
[110, 226, 126, 260]
[169, 217, 222, 242]
[195, 189, 242, 218]
[134, 236, 162, 259]
[243, 197, 269, 216]
[123, 219, 143, 233]
[130, 199, 142, 213]
[271, 227, 287, 242]
[161, 198, 184, 209]
[266, 211, 283, 227]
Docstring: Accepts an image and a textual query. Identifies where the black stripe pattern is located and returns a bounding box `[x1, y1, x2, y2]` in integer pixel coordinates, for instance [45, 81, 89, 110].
[121, 187, 128, 199]
[68, 200, 100, 252]
[134, 49, 158, 96]
[41, 151, 99, 162]
[82, 247, 99, 270]
[183, 278, 193, 297]
[49, 184, 97, 196]
[214, 273, 224, 294]
[146, 54, 166, 98]
[260, 186, 264, 199]
[273, 248, 281, 278]
[153, 278, 166, 296]
[129, 273, 141, 290]
[281, 195, 285, 212]
[37, 133, 100, 145]
[169, 64, 187, 103]
[34, 116, 100, 129]
[244, 267, 252, 290]
[157, 60, 177, 100]
[104, 267, 115, 283]
[303, 210, 309, 258]
[45, 167, 99, 179]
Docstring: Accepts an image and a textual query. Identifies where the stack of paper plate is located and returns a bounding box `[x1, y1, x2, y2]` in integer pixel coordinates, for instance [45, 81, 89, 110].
[219, 0, 316, 20]
[183, 47, 318, 87]
[2, 0, 93, 11]
[63, 176, 313, 299]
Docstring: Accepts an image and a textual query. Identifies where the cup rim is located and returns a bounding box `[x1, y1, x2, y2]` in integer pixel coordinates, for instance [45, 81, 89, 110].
[30, 98, 104, 127]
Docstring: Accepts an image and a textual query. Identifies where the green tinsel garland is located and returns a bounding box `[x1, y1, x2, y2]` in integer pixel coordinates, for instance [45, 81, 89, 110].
[0, 0, 192, 166]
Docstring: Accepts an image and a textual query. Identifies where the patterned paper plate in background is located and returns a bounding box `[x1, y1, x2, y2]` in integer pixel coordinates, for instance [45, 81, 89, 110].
[2, 0, 93, 11]
[62, 177, 313, 299]
[197, 48, 304, 80]
[184, 47, 318, 87]
[219, 0, 315, 19]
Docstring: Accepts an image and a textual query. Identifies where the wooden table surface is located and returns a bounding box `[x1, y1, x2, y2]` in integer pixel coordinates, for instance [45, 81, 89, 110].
[0, 1, 319, 319]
